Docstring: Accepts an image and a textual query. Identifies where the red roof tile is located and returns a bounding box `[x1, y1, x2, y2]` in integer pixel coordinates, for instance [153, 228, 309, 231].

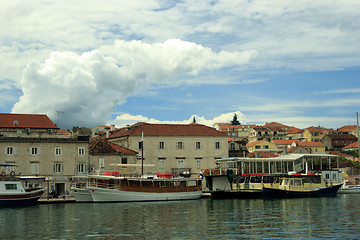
[0, 113, 59, 129]
[263, 122, 289, 128]
[109, 122, 227, 139]
[337, 125, 357, 133]
[343, 141, 359, 149]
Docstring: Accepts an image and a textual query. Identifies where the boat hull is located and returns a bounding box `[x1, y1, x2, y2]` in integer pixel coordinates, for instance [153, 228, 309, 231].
[71, 187, 93, 202]
[0, 188, 46, 207]
[263, 184, 343, 198]
[87, 187, 203, 202]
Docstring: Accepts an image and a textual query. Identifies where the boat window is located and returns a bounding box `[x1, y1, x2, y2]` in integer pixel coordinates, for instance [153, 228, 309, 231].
[5, 184, 17, 190]
[290, 180, 294, 186]
[283, 179, 289, 186]
[294, 179, 302, 186]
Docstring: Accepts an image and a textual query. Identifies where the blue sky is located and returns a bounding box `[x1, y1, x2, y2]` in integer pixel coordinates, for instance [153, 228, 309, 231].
[1, 1, 359, 129]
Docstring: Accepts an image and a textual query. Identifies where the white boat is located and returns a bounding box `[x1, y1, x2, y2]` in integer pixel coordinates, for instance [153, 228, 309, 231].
[71, 175, 93, 202]
[338, 184, 360, 194]
[86, 174, 203, 202]
[0, 164, 46, 207]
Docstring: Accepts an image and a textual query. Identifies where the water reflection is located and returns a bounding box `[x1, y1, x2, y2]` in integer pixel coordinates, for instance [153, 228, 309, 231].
[0, 195, 359, 239]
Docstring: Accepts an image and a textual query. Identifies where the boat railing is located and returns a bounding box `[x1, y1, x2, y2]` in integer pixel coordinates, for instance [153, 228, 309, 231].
[203, 168, 239, 176]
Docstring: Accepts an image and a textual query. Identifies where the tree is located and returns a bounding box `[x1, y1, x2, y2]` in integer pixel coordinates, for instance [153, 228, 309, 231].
[231, 114, 240, 125]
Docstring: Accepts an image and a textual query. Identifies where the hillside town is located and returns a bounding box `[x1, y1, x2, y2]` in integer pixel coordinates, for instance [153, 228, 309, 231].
[0, 112, 359, 199]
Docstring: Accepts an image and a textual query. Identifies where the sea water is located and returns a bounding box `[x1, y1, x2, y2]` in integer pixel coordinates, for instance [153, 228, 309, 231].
[0, 195, 359, 239]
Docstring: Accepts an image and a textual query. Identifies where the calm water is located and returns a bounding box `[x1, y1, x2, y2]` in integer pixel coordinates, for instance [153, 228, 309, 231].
[1, 195, 359, 240]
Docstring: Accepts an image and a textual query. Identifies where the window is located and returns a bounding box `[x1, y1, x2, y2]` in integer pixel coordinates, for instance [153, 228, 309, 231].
[159, 158, 165, 169]
[121, 158, 127, 164]
[215, 142, 220, 149]
[31, 147, 39, 155]
[6, 147, 14, 155]
[195, 142, 201, 149]
[54, 163, 64, 173]
[31, 163, 39, 174]
[230, 143, 235, 150]
[138, 141, 143, 149]
[99, 158, 105, 168]
[5, 184, 17, 190]
[159, 142, 165, 149]
[76, 163, 87, 173]
[196, 158, 202, 169]
[177, 142, 184, 149]
[78, 147, 85, 155]
[55, 147, 62, 156]
[263, 145, 269, 149]
[255, 145, 261, 149]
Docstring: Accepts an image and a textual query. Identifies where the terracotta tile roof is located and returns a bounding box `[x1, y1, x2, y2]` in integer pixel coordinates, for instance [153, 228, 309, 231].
[90, 139, 137, 155]
[298, 142, 325, 147]
[0, 113, 59, 129]
[337, 125, 357, 132]
[273, 139, 300, 145]
[305, 126, 333, 133]
[263, 122, 289, 128]
[343, 141, 359, 149]
[286, 127, 303, 134]
[108, 122, 227, 139]
[246, 140, 265, 147]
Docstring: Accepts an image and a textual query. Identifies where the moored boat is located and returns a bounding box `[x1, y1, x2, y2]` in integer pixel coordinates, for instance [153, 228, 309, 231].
[338, 184, 360, 194]
[262, 176, 343, 198]
[86, 174, 203, 202]
[0, 164, 46, 206]
[71, 175, 93, 202]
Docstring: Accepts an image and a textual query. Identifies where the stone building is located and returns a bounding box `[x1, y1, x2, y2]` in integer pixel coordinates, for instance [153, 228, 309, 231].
[105, 122, 229, 176]
[0, 113, 90, 198]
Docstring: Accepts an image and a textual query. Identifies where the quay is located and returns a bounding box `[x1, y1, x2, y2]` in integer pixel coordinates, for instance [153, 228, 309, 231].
[38, 197, 76, 204]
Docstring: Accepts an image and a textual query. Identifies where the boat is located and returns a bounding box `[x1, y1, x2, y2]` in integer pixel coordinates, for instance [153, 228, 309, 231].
[71, 176, 93, 202]
[204, 154, 343, 199]
[86, 172, 203, 202]
[262, 176, 343, 198]
[0, 164, 46, 206]
[338, 183, 360, 194]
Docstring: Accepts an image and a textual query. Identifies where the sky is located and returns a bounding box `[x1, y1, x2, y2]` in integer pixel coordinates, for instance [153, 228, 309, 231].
[1, 0, 360, 130]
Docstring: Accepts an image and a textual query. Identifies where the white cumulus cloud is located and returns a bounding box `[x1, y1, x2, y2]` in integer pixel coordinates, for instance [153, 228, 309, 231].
[12, 40, 257, 128]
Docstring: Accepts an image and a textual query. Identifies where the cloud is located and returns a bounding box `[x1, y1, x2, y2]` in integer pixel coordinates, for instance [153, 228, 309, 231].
[111, 111, 247, 128]
[12, 39, 257, 128]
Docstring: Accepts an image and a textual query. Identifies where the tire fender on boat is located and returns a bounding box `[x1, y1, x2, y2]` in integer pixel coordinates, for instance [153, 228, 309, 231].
[1, 171, 6, 177]
[10, 171, 15, 177]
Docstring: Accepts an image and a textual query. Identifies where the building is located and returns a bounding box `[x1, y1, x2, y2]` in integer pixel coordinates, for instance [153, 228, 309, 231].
[321, 133, 358, 150]
[302, 126, 333, 142]
[0, 113, 90, 198]
[214, 123, 257, 140]
[273, 139, 300, 151]
[89, 138, 138, 175]
[298, 141, 326, 154]
[106, 122, 229, 176]
[246, 140, 279, 153]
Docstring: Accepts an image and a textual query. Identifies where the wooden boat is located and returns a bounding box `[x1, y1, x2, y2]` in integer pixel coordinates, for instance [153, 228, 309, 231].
[262, 176, 343, 198]
[86, 174, 203, 202]
[0, 164, 46, 206]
